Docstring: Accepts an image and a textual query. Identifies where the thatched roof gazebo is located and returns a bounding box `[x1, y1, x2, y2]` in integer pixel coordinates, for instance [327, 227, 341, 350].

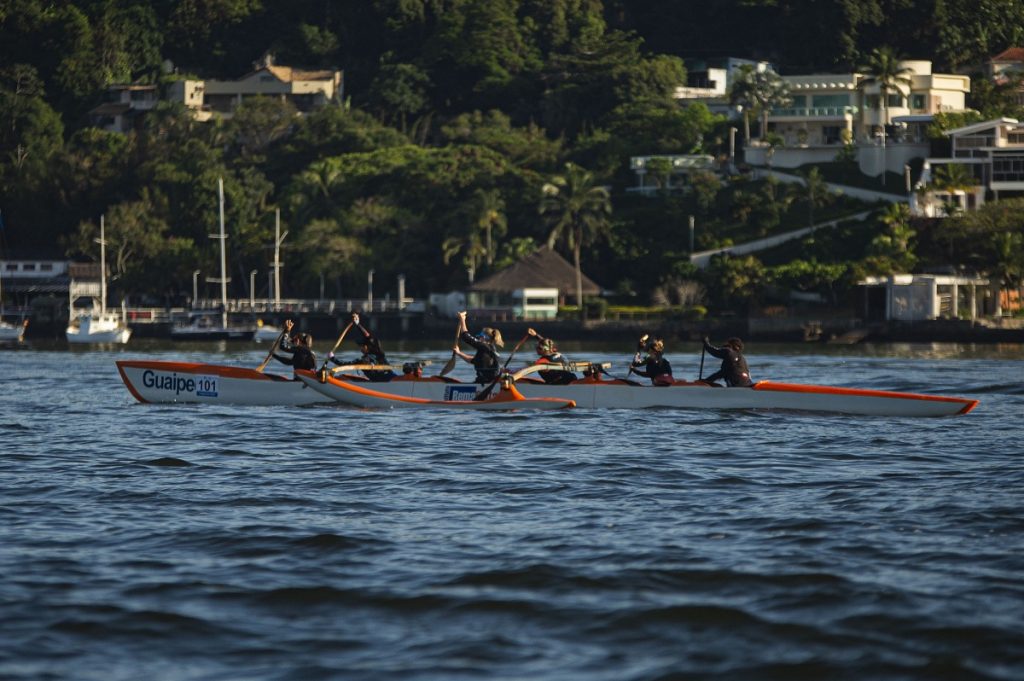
[468, 247, 600, 304]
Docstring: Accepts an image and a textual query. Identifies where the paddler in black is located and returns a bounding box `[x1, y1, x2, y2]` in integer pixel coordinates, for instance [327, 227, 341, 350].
[630, 336, 674, 386]
[272, 319, 316, 371]
[702, 336, 753, 387]
[327, 313, 396, 382]
[526, 327, 576, 384]
[452, 310, 503, 384]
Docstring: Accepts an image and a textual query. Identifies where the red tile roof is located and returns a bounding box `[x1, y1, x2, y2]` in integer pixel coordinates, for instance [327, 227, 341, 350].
[991, 48, 1024, 63]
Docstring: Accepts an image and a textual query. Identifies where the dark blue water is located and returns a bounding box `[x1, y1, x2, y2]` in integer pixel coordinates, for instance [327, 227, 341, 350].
[2, 341, 1023, 680]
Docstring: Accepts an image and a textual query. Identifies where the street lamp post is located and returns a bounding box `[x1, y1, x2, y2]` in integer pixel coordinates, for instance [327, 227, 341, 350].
[249, 269, 257, 310]
[689, 215, 695, 253]
[367, 269, 375, 311]
[729, 127, 737, 168]
[192, 270, 200, 309]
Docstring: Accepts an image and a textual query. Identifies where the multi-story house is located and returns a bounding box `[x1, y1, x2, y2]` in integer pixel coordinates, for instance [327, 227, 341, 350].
[674, 57, 774, 117]
[87, 84, 159, 133]
[167, 55, 344, 121]
[744, 60, 970, 177]
[983, 47, 1024, 101]
[914, 117, 1024, 216]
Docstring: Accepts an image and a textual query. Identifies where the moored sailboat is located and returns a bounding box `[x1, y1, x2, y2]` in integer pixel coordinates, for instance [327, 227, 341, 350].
[66, 215, 131, 344]
[171, 178, 255, 341]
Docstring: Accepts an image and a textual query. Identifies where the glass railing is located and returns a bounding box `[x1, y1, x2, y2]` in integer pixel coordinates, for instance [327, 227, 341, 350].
[771, 106, 858, 117]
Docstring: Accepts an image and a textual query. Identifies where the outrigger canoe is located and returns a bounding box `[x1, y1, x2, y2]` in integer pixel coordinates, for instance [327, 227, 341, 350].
[297, 363, 978, 417]
[116, 360, 333, 405]
[292, 370, 574, 411]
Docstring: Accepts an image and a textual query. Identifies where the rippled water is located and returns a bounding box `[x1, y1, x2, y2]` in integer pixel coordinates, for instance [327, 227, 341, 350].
[2, 341, 1023, 681]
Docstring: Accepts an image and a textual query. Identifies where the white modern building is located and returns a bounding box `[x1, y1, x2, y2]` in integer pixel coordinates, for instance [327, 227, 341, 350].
[674, 58, 774, 116]
[858, 274, 995, 321]
[914, 117, 1024, 216]
[738, 60, 971, 177]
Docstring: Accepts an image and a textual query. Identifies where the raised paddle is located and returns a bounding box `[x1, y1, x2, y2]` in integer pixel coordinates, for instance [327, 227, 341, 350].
[474, 332, 531, 401]
[699, 344, 706, 381]
[439, 320, 462, 377]
[255, 327, 289, 372]
[318, 321, 354, 373]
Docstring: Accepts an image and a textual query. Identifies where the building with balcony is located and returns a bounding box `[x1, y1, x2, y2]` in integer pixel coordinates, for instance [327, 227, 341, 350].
[914, 117, 1024, 216]
[87, 84, 159, 133]
[745, 60, 970, 176]
[767, 61, 968, 148]
[628, 155, 717, 194]
[674, 58, 774, 117]
[167, 55, 343, 121]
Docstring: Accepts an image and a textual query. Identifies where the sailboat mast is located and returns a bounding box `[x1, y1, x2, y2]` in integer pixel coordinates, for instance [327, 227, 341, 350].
[218, 177, 228, 329]
[272, 208, 288, 311]
[99, 214, 107, 316]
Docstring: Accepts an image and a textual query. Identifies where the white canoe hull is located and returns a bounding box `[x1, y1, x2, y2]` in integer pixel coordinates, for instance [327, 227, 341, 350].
[116, 360, 333, 405]
[296, 371, 978, 417]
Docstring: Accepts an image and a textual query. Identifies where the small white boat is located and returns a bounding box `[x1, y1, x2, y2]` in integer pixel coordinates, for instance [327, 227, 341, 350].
[65, 215, 131, 344]
[294, 370, 574, 411]
[116, 360, 333, 405]
[296, 363, 978, 417]
[0, 318, 28, 343]
[67, 311, 131, 344]
[170, 313, 255, 341]
[253, 320, 283, 342]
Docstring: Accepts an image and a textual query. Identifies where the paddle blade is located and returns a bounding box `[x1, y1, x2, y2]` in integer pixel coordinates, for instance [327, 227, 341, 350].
[439, 352, 457, 376]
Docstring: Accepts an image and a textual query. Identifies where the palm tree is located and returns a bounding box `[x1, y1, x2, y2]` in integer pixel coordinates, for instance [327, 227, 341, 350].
[539, 162, 612, 314]
[929, 163, 976, 216]
[469, 189, 507, 266]
[750, 69, 791, 143]
[858, 47, 914, 184]
[442, 228, 487, 284]
[797, 167, 831, 227]
[728, 65, 757, 145]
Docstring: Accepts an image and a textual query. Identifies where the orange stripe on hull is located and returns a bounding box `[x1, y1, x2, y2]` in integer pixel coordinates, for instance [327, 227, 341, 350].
[753, 380, 979, 411]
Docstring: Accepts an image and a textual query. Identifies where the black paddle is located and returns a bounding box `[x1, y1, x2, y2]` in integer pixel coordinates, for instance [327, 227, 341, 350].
[474, 333, 530, 401]
[699, 344, 706, 381]
[439, 320, 463, 377]
[256, 327, 289, 372]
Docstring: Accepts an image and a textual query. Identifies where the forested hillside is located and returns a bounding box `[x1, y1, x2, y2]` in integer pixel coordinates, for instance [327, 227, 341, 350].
[2, 0, 1023, 309]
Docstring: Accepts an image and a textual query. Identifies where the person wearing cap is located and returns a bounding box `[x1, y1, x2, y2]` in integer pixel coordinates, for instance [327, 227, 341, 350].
[702, 336, 753, 387]
[272, 319, 317, 371]
[453, 310, 503, 383]
[630, 335, 674, 386]
[328, 313, 397, 382]
[526, 328, 576, 384]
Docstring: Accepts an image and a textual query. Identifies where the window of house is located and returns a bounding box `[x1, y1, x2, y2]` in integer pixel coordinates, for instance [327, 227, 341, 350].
[40, 263, 53, 271]
[866, 95, 880, 110]
[23, 263, 36, 271]
[993, 154, 1024, 182]
[5, 264, 17, 272]
[887, 93, 904, 107]
[911, 93, 926, 109]
[811, 94, 849, 109]
[1008, 131, 1024, 145]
